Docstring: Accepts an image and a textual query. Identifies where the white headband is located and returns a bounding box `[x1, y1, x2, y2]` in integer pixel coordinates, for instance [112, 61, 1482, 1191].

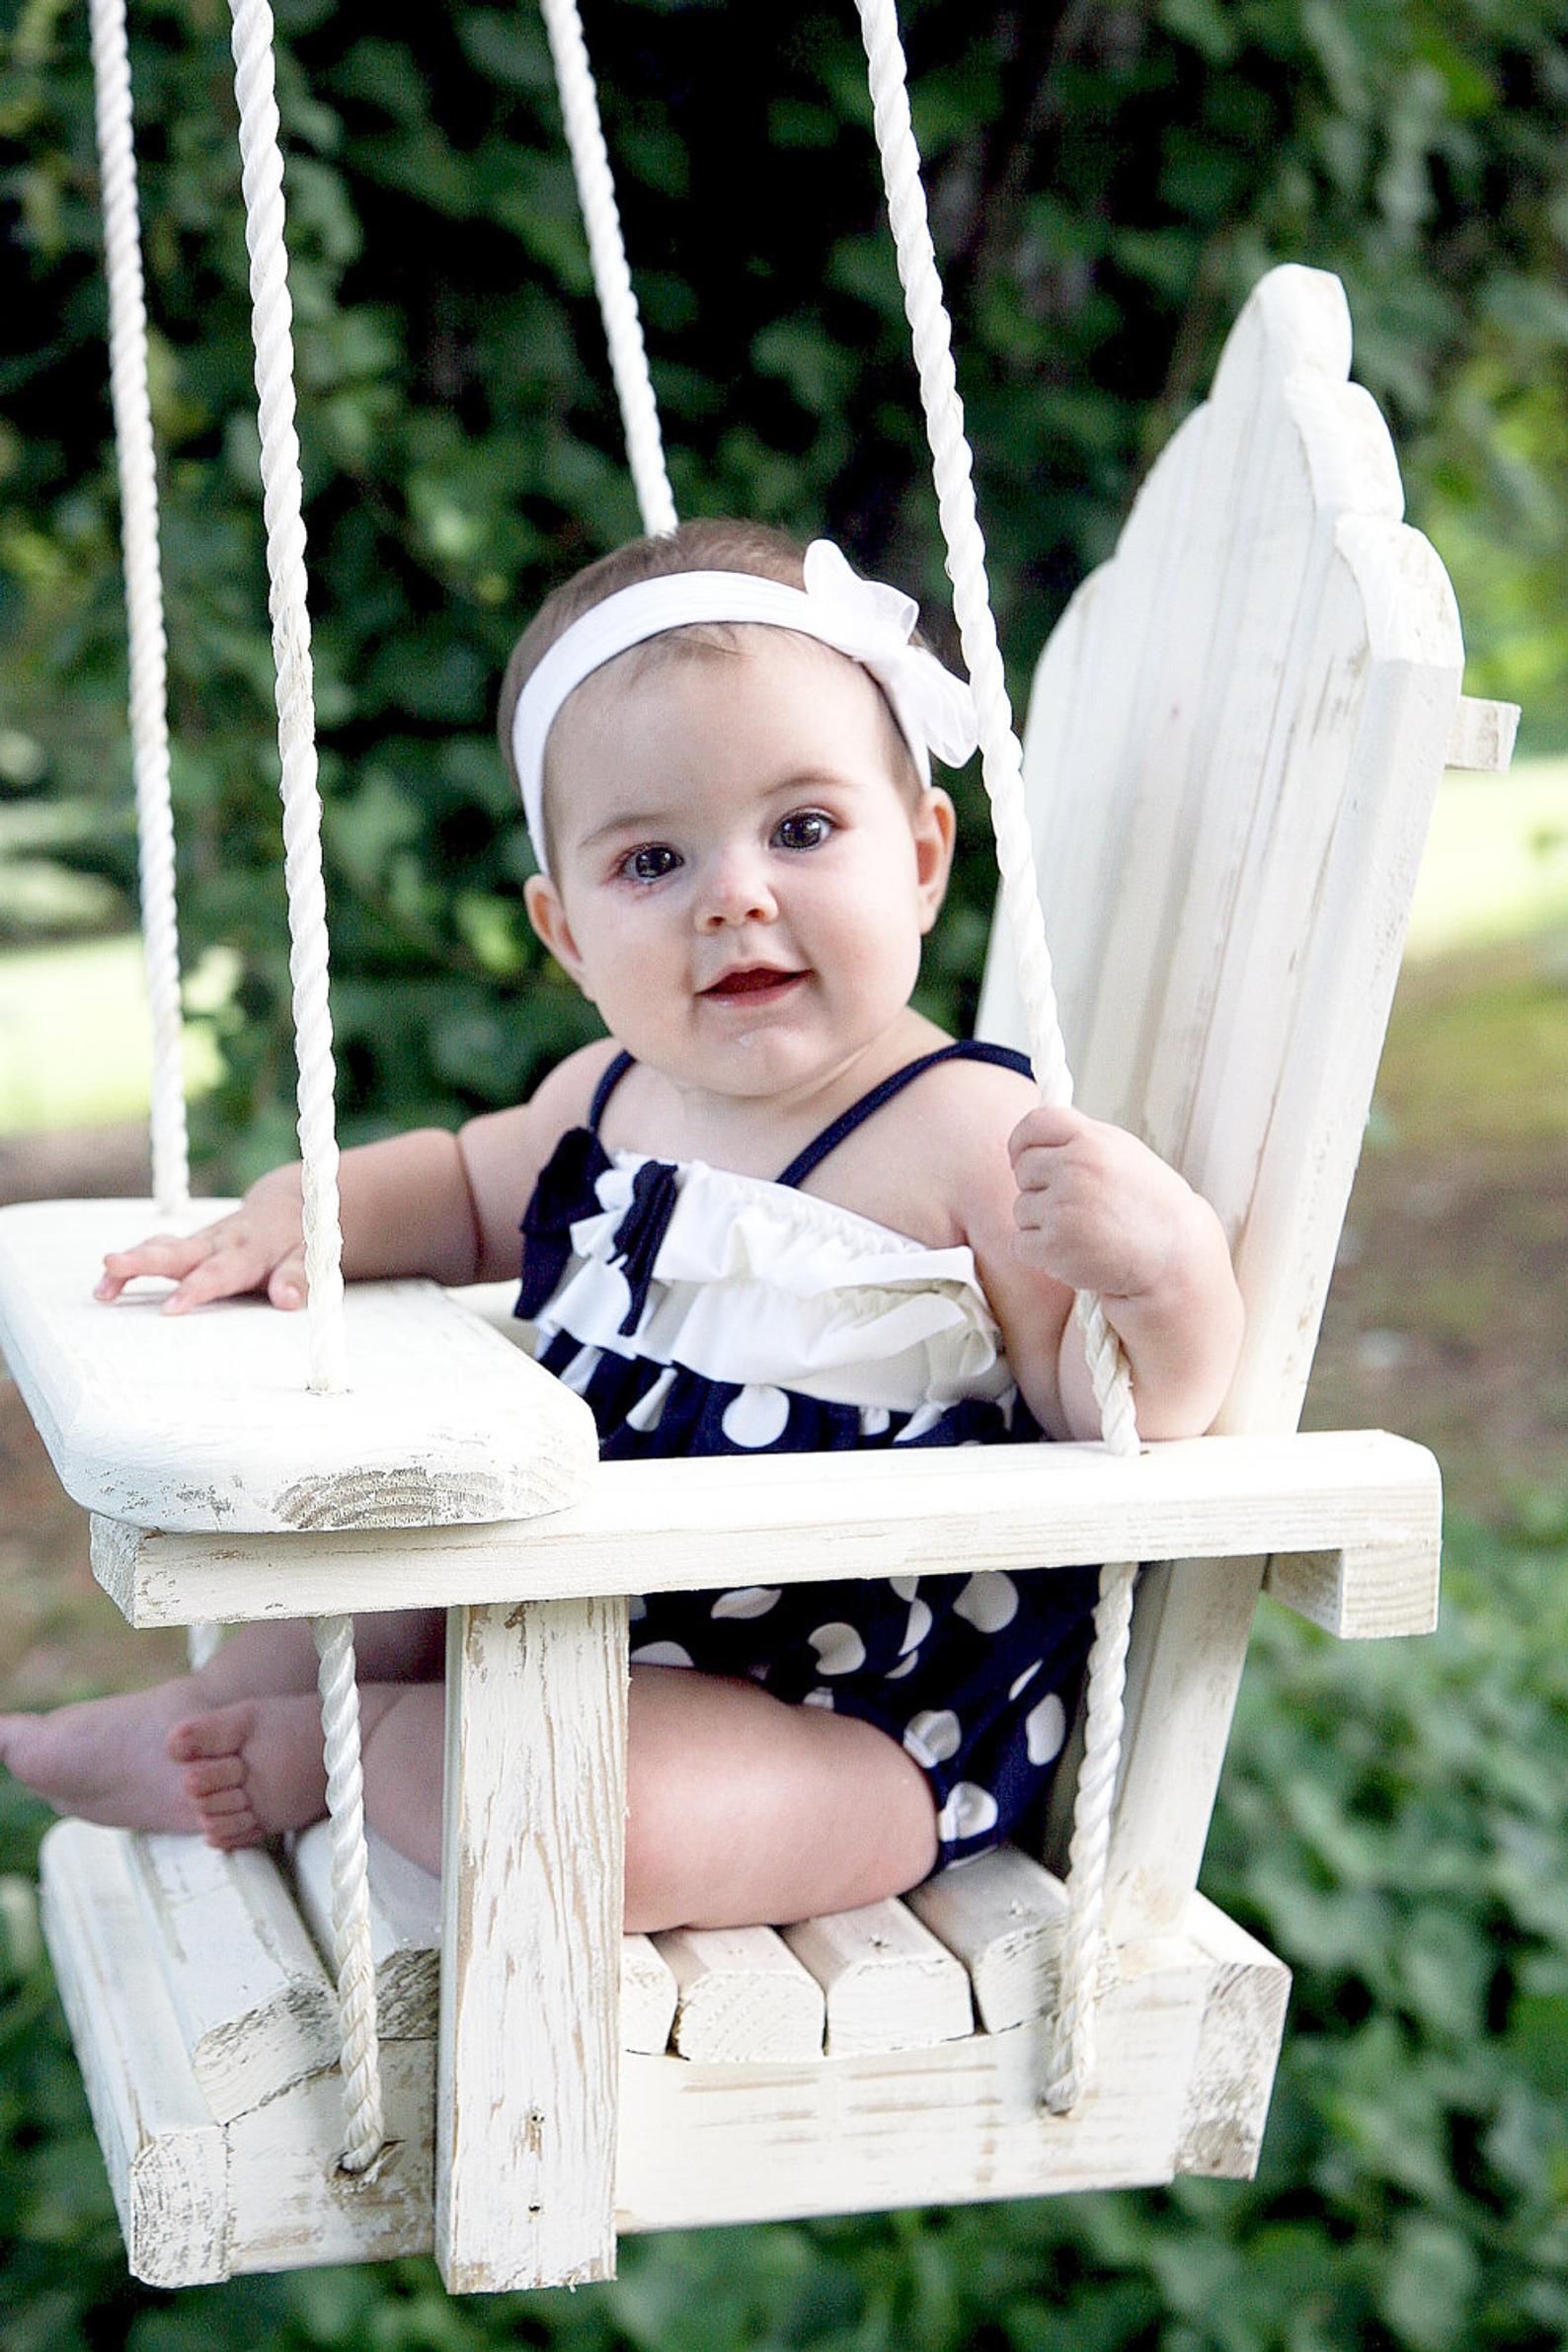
[510, 537, 979, 875]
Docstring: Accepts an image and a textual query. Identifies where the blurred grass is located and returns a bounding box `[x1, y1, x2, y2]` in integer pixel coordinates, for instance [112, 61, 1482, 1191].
[0, 937, 227, 1137]
[1403, 755, 1568, 964]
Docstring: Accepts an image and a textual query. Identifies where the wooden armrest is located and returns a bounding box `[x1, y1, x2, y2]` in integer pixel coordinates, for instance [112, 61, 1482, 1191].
[92, 1427, 1440, 1634]
[0, 1198, 594, 1532]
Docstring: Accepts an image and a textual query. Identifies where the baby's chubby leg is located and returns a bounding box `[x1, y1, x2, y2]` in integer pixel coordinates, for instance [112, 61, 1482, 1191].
[7, 1640, 941, 1926]
[185, 1663, 941, 1921]
[0, 1608, 443, 1838]
[622, 1667, 941, 1930]
[337, 1665, 940, 1921]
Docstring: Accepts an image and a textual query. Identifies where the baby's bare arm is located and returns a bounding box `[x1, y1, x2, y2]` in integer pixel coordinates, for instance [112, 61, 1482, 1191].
[95, 1041, 621, 1313]
[96, 1128, 489, 1313]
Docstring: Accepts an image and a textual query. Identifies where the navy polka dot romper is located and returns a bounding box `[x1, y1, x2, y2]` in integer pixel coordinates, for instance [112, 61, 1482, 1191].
[516, 1042, 1099, 1868]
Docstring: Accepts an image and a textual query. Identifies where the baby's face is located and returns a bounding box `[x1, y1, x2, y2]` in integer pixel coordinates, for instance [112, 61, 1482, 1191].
[523, 629, 955, 1106]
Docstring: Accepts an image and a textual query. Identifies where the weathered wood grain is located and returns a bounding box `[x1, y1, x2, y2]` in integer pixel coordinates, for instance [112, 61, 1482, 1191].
[655, 1926, 825, 2062]
[781, 1898, 973, 2055]
[435, 1595, 628, 2293]
[0, 1200, 596, 1532]
[90, 1427, 1441, 1626]
[39, 1821, 229, 2286]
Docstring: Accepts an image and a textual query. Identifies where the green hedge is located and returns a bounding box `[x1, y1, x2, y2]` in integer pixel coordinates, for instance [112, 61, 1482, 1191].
[4, 0, 1568, 1174]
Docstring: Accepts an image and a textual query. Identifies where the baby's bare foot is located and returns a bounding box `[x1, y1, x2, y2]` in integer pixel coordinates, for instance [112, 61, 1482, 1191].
[168, 1688, 403, 1851]
[169, 1697, 330, 1849]
[0, 1682, 206, 1833]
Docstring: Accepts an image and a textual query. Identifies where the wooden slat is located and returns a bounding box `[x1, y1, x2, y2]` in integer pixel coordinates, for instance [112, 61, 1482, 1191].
[291, 1822, 440, 2044]
[1447, 694, 1520, 773]
[90, 1427, 1441, 1627]
[39, 1821, 229, 2286]
[620, 1934, 680, 2057]
[781, 1898, 973, 2055]
[435, 1595, 627, 2294]
[125, 1833, 337, 2120]
[1172, 1895, 1291, 2179]
[291, 1821, 678, 2055]
[224, 2043, 437, 2277]
[39, 1898, 1284, 2277]
[0, 1198, 596, 1533]
[656, 1926, 825, 2062]
[1265, 1536, 1440, 1638]
[907, 1843, 1113, 2033]
[613, 1935, 1211, 2233]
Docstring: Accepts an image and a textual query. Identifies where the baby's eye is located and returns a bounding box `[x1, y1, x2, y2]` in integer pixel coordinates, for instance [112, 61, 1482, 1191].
[619, 843, 681, 885]
[774, 810, 833, 852]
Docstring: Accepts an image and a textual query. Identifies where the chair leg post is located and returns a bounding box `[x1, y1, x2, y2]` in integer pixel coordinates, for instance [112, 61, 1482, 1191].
[435, 1592, 629, 2293]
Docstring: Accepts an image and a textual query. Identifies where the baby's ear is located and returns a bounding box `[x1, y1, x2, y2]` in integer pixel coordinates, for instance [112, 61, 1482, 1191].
[524, 875, 587, 987]
[913, 786, 957, 929]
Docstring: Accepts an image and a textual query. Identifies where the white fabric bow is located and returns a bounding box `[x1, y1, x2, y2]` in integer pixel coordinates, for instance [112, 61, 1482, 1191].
[799, 539, 979, 774]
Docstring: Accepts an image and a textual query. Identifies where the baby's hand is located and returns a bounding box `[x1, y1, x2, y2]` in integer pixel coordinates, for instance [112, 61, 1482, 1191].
[1007, 1103, 1197, 1302]
[94, 1171, 308, 1315]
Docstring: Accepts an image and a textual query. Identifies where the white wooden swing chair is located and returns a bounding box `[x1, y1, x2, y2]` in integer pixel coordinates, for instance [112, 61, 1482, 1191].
[0, 0, 1519, 2298]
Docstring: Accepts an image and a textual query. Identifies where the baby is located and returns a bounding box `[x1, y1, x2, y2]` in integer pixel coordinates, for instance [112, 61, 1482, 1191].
[0, 519, 1243, 1933]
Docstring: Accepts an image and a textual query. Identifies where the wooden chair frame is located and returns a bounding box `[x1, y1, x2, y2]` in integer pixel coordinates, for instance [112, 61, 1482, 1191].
[1, 265, 1515, 2292]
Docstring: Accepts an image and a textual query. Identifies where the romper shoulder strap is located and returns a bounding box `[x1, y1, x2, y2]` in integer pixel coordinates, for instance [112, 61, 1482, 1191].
[587, 1049, 636, 1132]
[776, 1039, 1033, 1190]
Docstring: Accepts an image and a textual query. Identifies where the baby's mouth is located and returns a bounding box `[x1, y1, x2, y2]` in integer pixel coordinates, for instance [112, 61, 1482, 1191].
[701, 965, 805, 1002]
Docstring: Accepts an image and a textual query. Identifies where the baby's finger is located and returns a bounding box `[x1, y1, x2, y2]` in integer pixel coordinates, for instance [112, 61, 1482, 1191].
[158, 1239, 273, 1316]
[95, 1230, 215, 1302]
[266, 1250, 308, 1311]
[1007, 1102, 1087, 1165]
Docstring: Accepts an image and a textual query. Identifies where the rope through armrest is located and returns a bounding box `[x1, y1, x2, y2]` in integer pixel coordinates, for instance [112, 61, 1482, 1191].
[226, 0, 380, 2167]
[853, 0, 1139, 2113]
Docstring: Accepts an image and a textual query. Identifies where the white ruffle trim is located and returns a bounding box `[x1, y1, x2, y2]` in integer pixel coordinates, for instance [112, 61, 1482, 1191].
[532, 1152, 1012, 1414]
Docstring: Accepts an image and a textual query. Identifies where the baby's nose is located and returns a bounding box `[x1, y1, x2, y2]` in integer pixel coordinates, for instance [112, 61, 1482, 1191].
[698, 847, 777, 927]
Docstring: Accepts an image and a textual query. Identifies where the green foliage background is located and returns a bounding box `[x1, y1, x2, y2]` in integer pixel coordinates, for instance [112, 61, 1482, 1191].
[4, 0, 1568, 2344]
[4, 0, 1568, 1175]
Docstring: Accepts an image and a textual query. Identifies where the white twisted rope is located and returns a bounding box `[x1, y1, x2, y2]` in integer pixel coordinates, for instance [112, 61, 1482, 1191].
[88, 0, 190, 1227]
[227, 0, 381, 2165]
[539, 0, 677, 539]
[854, 0, 1138, 2112]
[89, 0, 225, 1671]
[227, 0, 346, 1400]
[311, 1615, 386, 2171]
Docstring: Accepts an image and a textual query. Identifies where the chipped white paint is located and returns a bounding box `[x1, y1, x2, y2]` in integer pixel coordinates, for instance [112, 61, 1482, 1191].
[89, 1429, 1442, 1627]
[126, 1832, 337, 2119]
[40, 1811, 1283, 2280]
[40, 1821, 229, 2285]
[781, 1897, 973, 2054]
[908, 1843, 1114, 2032]
[656, 1925, 825, 2061]
[291, 1820, 678, 2055]
[0, 1201, 596, 1532]
[435, 1595, 628, 2293]
[1173, 1897, 1291, 2178]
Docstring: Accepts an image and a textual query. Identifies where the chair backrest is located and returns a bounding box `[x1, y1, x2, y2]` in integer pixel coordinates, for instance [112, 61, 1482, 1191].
[977, 265, 1463, 1936]
[979, 262, 1461, 1439]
